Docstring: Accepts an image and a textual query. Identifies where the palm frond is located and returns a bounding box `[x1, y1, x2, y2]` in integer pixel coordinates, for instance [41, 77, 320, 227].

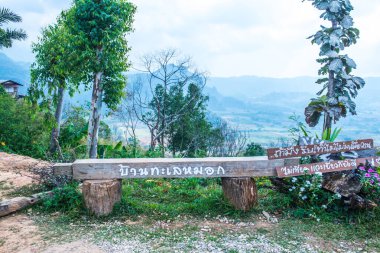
[0, 7, 22, 25]
[0, 28, 27, 48]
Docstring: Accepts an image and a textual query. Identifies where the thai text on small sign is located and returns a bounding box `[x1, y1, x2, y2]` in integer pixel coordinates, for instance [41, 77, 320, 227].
[267, 139, 373, 160]
[276, 156, 380, 178]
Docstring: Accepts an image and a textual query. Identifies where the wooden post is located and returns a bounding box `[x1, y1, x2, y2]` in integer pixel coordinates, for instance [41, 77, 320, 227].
[221, 177, 257, 211]
[82, 179, 122, 216]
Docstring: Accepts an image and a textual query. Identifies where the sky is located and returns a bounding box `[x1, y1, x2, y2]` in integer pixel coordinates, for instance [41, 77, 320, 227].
[1, 0, 380, 77]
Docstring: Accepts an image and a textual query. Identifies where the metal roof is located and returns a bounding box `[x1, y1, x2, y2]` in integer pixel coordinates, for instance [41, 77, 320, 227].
[0, 80, 23, 86]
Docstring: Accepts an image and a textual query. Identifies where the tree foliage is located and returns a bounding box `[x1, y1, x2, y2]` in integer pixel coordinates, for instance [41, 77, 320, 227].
[64, 0, 136, 158]
[131, 49, 207, 155]
[0, 93, 52, 158]
[29, 21, 78, 105]
[0, 7, 27, 48]
[303, 0, 364, 134]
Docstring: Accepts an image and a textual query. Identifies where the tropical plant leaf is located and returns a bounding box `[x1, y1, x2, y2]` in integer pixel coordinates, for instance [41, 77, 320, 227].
[329, 1, 341, 13]
[342, 15, 354, 29]
[329, 58, 343, 72]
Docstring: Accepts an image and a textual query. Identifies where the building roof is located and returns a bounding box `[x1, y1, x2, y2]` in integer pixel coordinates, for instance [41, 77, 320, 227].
[0, 80, 23, 86]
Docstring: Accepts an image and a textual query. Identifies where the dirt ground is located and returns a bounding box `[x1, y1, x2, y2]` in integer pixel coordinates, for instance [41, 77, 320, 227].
[0, 153, 104, 253]
[0, 152, 371, 253]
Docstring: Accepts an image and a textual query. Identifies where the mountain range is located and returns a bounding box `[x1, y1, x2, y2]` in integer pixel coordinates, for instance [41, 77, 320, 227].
[1, 52, 379, 145]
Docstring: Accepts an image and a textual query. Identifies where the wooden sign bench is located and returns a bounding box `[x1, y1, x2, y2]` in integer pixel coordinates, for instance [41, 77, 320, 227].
[53, 139, 378, 216]
[54, 156, 299, 215]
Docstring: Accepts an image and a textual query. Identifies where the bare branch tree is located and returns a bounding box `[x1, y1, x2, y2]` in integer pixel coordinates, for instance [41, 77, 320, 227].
[130, 49, 207, 155]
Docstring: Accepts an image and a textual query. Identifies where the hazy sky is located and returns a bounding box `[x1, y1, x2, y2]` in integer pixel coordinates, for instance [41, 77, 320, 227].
[1, 0, 380, 77]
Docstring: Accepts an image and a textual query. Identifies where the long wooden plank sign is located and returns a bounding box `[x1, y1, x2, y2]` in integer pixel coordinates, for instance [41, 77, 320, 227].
[71, 157, 288, 180]
[276, 156, 380, 178]
[267, 139, 373, 160]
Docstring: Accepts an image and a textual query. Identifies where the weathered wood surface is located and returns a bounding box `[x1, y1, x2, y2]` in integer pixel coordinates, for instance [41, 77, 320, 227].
[53, 163, 73, 176]
[222, 178, 258, 211]
[267, 139, 373, 160]
[0, 191, 53, 217]
[71, 157, 295, 180]
[82, 180, 122, 216]
[276, 156, 380, 178]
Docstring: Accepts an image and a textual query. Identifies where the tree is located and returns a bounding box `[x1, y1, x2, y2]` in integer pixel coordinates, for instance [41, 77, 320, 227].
[29, 19, 79, 154]
[243, 142, 265, 156]
[0, 7, 27, 48]
[132, 49, 207, 155]
[304, 0, 365, 138]
[64, 0, 136, 158]
[0, 93, 52, 158]
[206, 116, 247, 157]
[166, 83, 211, 157]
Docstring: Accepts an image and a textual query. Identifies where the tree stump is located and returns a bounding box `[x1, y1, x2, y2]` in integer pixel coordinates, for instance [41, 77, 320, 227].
[82, 180, 122, 216]
[222, 177, 258, 211]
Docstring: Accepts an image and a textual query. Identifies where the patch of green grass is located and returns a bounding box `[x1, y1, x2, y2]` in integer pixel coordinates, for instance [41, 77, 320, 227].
[0, 181, 12, 191]
[6, 184, 45, 198]
[0, 238, 5, 247]
[111, 178, 252, 220]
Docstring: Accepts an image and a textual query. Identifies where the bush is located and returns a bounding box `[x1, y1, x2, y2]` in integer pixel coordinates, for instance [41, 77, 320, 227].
[0, 94, 52, 158]
[357, 163, 380, 203]
[243, 142, 266, 156]
[285, 172, 341, 220]
[41, 182, 84, 217]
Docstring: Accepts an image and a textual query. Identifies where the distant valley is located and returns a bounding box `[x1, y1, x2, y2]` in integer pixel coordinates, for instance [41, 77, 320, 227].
[1, 52, 380, 145]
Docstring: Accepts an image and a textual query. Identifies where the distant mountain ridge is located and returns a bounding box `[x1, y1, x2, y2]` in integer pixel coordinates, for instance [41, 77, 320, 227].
[1, 52, 380, 144]
[0, 53, 30, 94]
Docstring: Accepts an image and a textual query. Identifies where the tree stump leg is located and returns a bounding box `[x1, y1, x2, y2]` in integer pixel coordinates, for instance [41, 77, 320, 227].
[82, 179, 122, 216]
[221, 177, 258, 211]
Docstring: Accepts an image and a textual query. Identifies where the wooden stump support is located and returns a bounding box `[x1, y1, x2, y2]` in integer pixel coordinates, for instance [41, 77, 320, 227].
[82, 179, 122, 216]
[221, 177, 258, 211]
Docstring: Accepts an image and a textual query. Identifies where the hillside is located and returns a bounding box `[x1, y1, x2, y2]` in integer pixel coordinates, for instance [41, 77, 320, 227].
[1, 52, 380, 144]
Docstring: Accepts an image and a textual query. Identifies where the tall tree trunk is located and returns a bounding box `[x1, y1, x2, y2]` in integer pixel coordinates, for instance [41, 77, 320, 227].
[323, 20, 338, 135]
[49, 86, 65, 154]
[88, 71, 103, 158]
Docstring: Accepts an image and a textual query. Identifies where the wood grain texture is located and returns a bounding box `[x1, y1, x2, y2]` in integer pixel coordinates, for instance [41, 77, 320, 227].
[72, 156, 286, 180]
[276, 156, 380, 178]
[0, 191, 52, 217]
[222, 177, 258, 211]
[53, 163, 73, 176]
[82, 180, 122, 216]
[267, 139, 373, 160]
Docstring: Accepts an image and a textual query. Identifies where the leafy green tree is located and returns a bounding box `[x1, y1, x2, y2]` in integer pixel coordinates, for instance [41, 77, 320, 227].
[0, 7, 27, 48]
[132, 49, 207, 156]
[304, 0, 365, 139]
[29, 20, 79, 154]
[166, 83, 211, 157]
[64, 0, 136, 158]
[59, 105, 112, 161]
[0, 93, 52, 158]
[243, 142, 266, 156]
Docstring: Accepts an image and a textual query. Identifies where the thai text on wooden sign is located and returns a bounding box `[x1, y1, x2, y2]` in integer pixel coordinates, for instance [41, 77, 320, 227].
[276, 156, 380, 178]
[71, 157, 286, 180]
[267, 139, 373, 160]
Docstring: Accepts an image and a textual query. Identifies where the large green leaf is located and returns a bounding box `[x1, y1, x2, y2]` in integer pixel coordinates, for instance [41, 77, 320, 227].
[342, 15, 354, 29]
[329, 58, 343, 72]
[329, 1, 341, 13]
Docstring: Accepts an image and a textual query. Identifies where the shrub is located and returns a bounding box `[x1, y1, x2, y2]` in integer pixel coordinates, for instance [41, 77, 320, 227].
[357, 163, 380, 204]
[285, 171, 341, 220]
[243, 142, 266, 156]
[0, 93, 52, 158]
[41, 182, 84, 217]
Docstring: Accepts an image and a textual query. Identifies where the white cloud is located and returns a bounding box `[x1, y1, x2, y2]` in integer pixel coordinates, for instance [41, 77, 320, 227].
[1, 0, 379, 77]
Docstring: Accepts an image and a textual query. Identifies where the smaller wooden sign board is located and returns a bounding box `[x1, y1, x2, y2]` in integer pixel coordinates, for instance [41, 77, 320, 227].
[276, 156, 380, 178]
[267, 139, 373, 160]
